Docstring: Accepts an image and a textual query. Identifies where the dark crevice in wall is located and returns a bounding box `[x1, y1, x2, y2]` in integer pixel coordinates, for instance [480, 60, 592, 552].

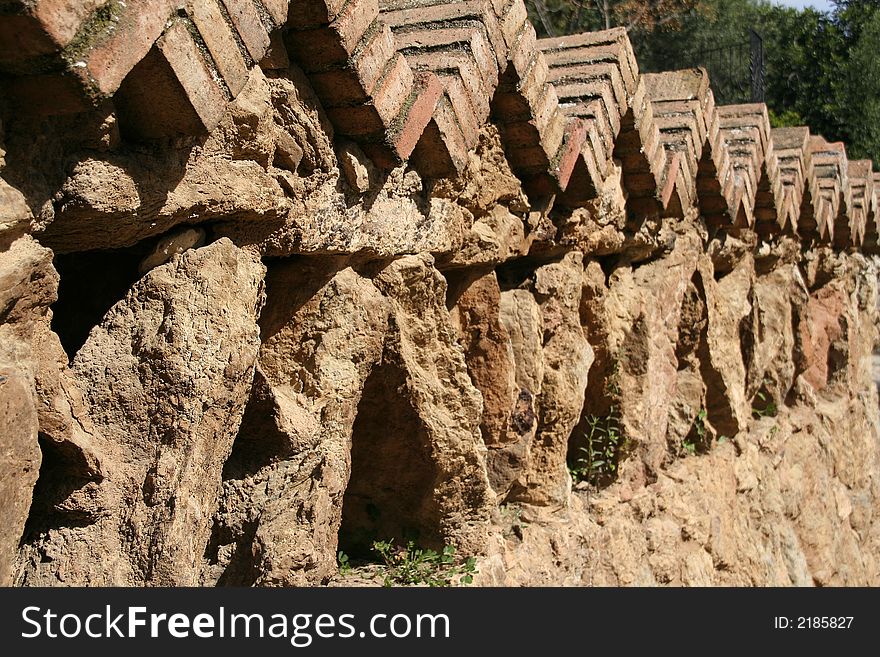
[221, 368, 290, 480]
[338, 357, 442, 560]
[495, 253, 565, 291]
[50, 242, 152, 361]
[21, 434, 102, 544]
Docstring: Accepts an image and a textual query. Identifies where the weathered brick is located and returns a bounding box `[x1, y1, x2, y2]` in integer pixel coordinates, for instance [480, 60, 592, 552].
[0, 0, 106, 69]
[547, 61, 627, 114]
[380, 0, 507, 67]
[436, 75, 480, 147]
[404, 49, 492, 123]
[85, 0, 176, 95]
[531, 92, 564, 157]
[260, 29, 291, 69]
[410, 95, 468, 177]
[371, 53, 414, 123]
[287, 0, 348, 27]
[504, 143, 552, 174]
[350, 21, 396, 86]
[222, 0, 271, 61]
[260, 0, 290, 24]
[1, 71, 91, 114]
[191, 0, 250, 96]
[395, 26, 498, 92]
[324, 103, 386, 137]
[388, 71, 444, 160]
[554, 118, 587, 190]
[497, 0, 528, 49]
[286, 0, 377, 70]
[539, 27, 638, 95]
[115, 20, 227, 139]
[553, 81, 621, 137]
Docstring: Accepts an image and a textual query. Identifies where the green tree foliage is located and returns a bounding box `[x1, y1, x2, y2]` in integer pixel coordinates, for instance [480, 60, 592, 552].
[526, 0, 880, 167]
[527, 0, 708, 37]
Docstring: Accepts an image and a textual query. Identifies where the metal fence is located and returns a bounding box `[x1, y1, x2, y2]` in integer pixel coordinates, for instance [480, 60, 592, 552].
[685, 30, 766, 105]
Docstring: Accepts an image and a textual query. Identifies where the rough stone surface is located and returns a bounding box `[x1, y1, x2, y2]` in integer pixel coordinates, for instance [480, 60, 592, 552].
[1, 4, 879, 591]
[16, 240, 265, 585]
[206, 262, 390, 586]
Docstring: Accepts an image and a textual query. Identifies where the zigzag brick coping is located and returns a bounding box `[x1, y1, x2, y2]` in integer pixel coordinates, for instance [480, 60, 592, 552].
[869, 173, 880, 253]
[716, 104, 770, 229]
[489, 0, 585, 198]
[767, 126, 811, 236]
[379, 0, 505, 176]
[538, 28, 639, 206]
[0, 0, 877, 251]
[848, 160, 873, 247]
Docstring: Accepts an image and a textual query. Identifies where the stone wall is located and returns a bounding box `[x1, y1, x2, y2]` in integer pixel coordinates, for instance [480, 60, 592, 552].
[1, 0, 878, 587]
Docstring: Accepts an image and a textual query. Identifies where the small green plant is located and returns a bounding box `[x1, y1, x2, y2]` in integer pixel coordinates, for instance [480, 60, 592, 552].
[371, 540, 477, 587]
[499, 503, 527, 539]
[681, 438, 697, 456]
[337, 551, 351, 576]
[694, 408, 708, 441]
[569, 405, 624, 486]
[752, 388, 778, 419]
[682, 408, 708, 455]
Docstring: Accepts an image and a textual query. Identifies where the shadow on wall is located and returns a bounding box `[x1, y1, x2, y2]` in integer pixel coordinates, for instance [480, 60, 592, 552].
[338, 358, 443, 560]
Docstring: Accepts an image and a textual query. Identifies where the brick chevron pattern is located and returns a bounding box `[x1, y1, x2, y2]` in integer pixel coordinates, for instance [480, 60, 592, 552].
[1, 0, 877, 249]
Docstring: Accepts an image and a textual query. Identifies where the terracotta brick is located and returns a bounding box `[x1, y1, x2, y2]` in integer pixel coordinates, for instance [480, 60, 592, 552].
[645, 68, 710, 103]
[260, 0, 290, 24]
[332, 0, 378, 52]
[491, 88, 531, 124]
[324, 103, 386, 137]
[309, 26, 396, 106]
[498, 0, 528, 49]
[553, 83, 619, 151]
[0, 15, 56, 71]
[389, 71, 444, 160]
[531, 92, 564, 156]
[222, 0, 271, 61]
[159, 20, 229, 127]
[0, 0, 107, 69]
[287, 26, 355, 70]
[547, 61, 627, 113]
[85, 0, 176, 95]
[2, 71, 91, 114]
[582, 117, 610, 178]
[554, 118, 587, 190]
[286, 0, 377, 70]
[380, 0, 507, 67]
[499, 119, 542, 150]
[37, 0, 108, 45]
[371, 53, 414, 123]
[515, 61, 550, 117]
[308, 67, 371, 104]
[574, 136, 605, 189]
[287, 0, 348, 27]
[409, 117, 457, 178]
[191, 0, 250, 96]
[349, 22, 396, 94]
[115, 20, 227, 139]
[539, 27, 638, 94]
[260, 30, 291, 69]
[421, 74, 475, 148]
[410, 96, 468, 177]
[395, 26, 498, 92]
[509, 22, 538, 76]
[404, 49, 491, 123]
